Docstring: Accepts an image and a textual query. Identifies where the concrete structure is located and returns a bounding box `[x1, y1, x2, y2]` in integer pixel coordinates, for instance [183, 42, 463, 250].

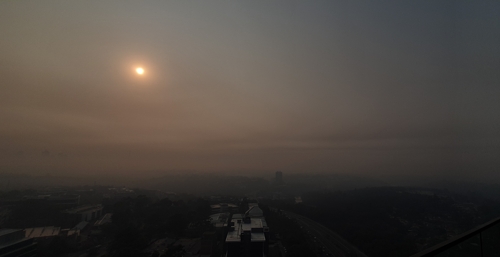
[94, 213, 113, 227]
[225, 207, 269, 257]
[245, 206, 264, 218]
[25, 226, 61, 239]
[24, 226, 62, 247]
[59, 228, 80, 249]
[0, 229, 37, 257]
[209, 212, 230, 229]
[210, 212, 230, 242]
[64, 204, 103, 222]
[73, 221, 89, 232]
[210, 203, 239, 214]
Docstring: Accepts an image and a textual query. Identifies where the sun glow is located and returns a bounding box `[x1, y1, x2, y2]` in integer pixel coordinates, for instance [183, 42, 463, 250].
[135, 67, 144, 75]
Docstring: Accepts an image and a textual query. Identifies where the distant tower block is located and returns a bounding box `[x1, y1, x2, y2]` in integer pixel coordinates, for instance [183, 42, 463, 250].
[275, 171, 283, 185]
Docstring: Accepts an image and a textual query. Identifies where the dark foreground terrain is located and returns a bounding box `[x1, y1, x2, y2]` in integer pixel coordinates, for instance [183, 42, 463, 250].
[263, 187, 500, 256]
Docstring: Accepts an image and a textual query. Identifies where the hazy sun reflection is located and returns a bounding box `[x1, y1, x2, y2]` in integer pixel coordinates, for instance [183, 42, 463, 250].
[135, 67, 144, 75]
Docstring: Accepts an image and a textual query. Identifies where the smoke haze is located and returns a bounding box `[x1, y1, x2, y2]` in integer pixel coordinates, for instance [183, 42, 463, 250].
[1, 1, 499, 181]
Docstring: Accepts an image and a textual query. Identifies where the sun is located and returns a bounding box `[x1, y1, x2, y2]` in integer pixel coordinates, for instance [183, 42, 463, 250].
[135, 67, 144, 75]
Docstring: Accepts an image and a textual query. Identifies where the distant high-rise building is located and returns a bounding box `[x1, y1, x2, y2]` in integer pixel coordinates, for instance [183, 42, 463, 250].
[275, 171, 283, 185]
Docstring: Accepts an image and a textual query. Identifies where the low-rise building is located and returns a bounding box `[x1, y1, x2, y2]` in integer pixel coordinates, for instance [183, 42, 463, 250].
[0, 229, 37, 257]
[210, 203, 239, 214]
[94, 213, 112, 228]
[209, 212, 230, 229]
[24, 226, 61, 247]
[25, 226, 60, 239]
[225, 206, 269, 257]
[64, 204, 103, 223]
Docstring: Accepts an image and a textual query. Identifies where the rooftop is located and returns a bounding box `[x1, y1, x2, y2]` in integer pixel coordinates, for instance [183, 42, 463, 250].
[25, 226, 60, 238]
[244, 206, 263, 218]
[73, 221, 89, 231]
[209, 212, 229, 228]
[94, 213, 113, 226]
[226, 215, 267, 243]
[210, 203, 238, 209]
[241, 219, 263, 232]
[232, 214, 243, 219]
[251, 233, 266, 242]
[65, 204, 102, 214]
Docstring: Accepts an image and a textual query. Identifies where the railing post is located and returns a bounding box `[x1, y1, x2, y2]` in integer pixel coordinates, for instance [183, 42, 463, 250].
[479, 231, 483, 257]
[410, 218, 500, 257]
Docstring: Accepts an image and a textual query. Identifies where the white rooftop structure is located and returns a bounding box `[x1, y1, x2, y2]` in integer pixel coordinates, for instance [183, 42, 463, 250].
[226, 214, 268, 243]
[244, 206, 263, 218]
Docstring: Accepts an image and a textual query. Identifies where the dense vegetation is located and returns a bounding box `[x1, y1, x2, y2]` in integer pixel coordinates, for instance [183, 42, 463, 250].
[106, 195, 212, 257]
[260, 205, 317, 257]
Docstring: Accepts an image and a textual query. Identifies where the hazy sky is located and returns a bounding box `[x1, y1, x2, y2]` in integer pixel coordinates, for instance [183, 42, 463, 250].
[0, 1, 499, 179]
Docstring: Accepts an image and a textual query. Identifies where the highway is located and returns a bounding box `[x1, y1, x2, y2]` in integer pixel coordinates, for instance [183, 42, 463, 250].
[280, 210, 368, 257]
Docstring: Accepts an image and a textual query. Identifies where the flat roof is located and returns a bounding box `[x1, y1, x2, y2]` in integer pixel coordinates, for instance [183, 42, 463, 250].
[210, 203, 238, 209]
[25, 226, 60, 238]
[226, 232, 240, 242]
[232, 213, 243, 219]
[226, 217, 267, 243]
[241, 219, 263, 232]
[65, 204, 102, 214]
[95, 213, 113, 226]
[67, 230, 79, 236]
[74, 221, 89, 231]
[251, 233, 266, 242]
[226, 219, 242, 242]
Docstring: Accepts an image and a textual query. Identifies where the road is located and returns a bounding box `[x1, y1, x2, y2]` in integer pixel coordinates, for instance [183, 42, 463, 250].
[280, 210, 368, 257]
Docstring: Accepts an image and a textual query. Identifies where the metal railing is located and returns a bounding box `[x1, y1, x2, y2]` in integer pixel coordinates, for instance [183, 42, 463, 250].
[411, 217, 500, 257]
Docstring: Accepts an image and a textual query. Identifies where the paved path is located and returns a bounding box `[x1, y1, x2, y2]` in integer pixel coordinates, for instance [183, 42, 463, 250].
[280, 210, 368, 257]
